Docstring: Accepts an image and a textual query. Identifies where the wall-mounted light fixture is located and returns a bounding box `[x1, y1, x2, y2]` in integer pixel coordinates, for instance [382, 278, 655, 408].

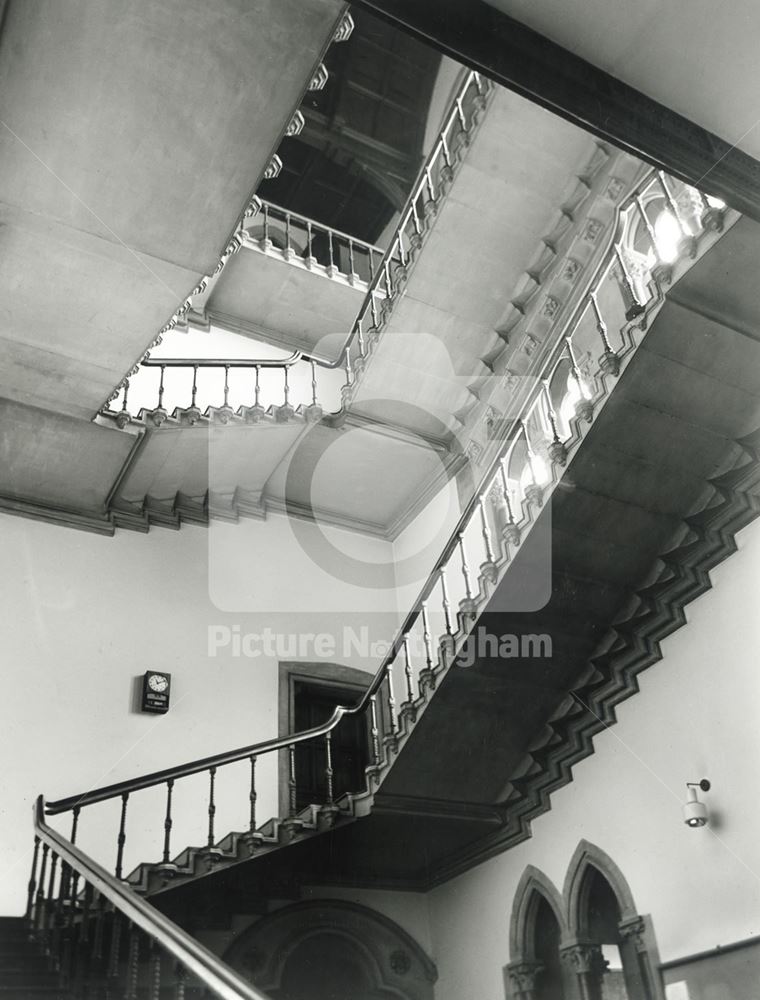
[683, 779, 710, 828]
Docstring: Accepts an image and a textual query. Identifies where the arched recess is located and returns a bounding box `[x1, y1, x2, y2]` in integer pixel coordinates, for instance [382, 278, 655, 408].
[561, 841, 665, 1000]
[223, 899, 437, 1000]
[505, 866, 569, 1000]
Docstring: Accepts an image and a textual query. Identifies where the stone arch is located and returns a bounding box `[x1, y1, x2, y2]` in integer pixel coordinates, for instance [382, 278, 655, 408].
[509, 865, 568, 962]
[563, 839, 639, 935]
[223, 899, 437, 1000]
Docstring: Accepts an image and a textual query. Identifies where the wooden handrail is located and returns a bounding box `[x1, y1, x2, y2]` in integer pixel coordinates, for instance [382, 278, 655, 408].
[48, 167, 662, 818]
[34, 797, 269, 1000]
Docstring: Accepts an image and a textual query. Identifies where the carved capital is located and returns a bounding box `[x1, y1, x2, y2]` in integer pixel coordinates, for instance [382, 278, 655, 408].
[618, 915, 647, 952]
[507, 960, 543, 995]
[560, 942, 605, 976]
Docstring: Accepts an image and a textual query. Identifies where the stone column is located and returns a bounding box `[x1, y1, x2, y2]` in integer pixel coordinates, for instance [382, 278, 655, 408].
[505, 960, 543, 1000]
[560, 942, 607, 1000]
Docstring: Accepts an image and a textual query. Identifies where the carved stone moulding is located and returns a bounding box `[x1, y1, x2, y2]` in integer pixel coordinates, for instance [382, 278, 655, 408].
[309, 62, 329, 91]
[286, 110, 305, 137]
[263, 154, 282, 180]
[333, 11, 354, 42]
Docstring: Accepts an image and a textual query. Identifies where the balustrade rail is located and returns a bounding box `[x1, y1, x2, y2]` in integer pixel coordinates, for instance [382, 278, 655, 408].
[104, 70, 492, 424]
[250, 200, 383, 285]
[27, 798, 267, 1000]
[43, 171, 726, 898]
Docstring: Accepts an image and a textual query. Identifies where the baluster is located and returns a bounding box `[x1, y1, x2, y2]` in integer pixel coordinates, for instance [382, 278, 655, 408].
[370, 291, 380, 329]
[455, 96, 467, 130]
[25, 836, 40, 921]
[522, 421, 545, 508]
[369, 695, 381, 769]
[262, 203, 270, 246]
[285, 212, 292, 258]
[368, 246, 377, 282]
[158, 364, 165, 410]
[34, 843, 49, 933]
[74, 881, 92, 995]
[149, 940, 162, 1000]
[162, 779, 174, 865]
[544, 381, 567, 466]
[324, 732, 334, 806]
[384, 661, 398, 743]
[223, 364, 230, 409]
[288, 745, 297, 818]
[697, 189, 725, 232]
[478, 496, 499, 583]
[457, 533, 476, 613]
[106, 910, 122, 985]
[424, 166, 436, 211]
[634, 194, 671, 285]
[174, 962, 188, 1000]
[565, 337, 594, 422]
[191, 364, 198, 409]
[254, 365, 261, 410]
[61, 871, 78, 989]
[357, 319, 366, 358]
[439, 567, 454, 653]
[383, 260, 393, 300]
[421, 602, 436, 685]
[52, 859, 69, 971]
[207, 767, 217, 850]
[656, 171, 696, 256]
[402, 635, 415, 708]
[115, 793, 129, 879]
[117, 379, 131, 427]
[499, 458, 521, 546]
[283, 367, 290, 407]
[125, 925, 140, 1000]
[305, 220, 315, 267]
[344, 349, 353, 390]
[590, 290, 620, 377]
[348, 239, 356, 280]
[44, 849, 58, 949]
[327, 229, 336, 274]
[91, 891, 106, 969]
[613, 244, 645, 322]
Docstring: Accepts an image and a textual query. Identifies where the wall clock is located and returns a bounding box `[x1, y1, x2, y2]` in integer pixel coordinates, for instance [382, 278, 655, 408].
[141, 671, 171, 714]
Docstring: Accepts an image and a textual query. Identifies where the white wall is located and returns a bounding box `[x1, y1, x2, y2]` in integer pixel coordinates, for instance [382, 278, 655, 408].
[0, 509, 401, 914]
[425, 514, 760, 1000]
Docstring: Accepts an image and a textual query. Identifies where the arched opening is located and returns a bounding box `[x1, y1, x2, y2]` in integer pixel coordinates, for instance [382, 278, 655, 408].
[533, 894, 566, 1000]
[275, 933, 396, 1000]
[578, 864, 630, 1000]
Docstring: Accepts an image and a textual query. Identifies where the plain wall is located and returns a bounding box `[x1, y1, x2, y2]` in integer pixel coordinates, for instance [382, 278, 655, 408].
[0, 509, 401, 914]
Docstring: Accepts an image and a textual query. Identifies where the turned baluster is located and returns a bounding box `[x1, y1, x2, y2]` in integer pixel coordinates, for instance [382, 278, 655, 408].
[543, 381, 567, 466]
[370, 292, 380, 329]
[106, 910, 122, 986]
[162, 779, 174, 865]
[357, 319, 366, 358]
[455, 95, 467, 131]
[369, 695, 381, 767]
[157, 365, 166, 410]
[479, 496, 497, 566]
[207, 768, 217, 850]
[457, 533, 475, 606]
[590, 291, 620, 376]
[383, 260, 393, 299]
[44, 849, 59, 948]
[310, 362, 318, 409]
[324, 733, 334, 806]
[262, 203, 270, 245]
[120, 380, 131, 422]
[248, 755, 258, 834]
[439, 567, 454, 647]
[402, 635, 415, 705]
[421, 603, 435, 674]
[25, 836, 40, 921]
[613, 244, 644, 321]
[327, 229, 336, 273]
[285, 212, 291, 257]
[288, 745, 297, 818]
[125, 925, 140, 1000]
[656, 171, 693, 246]
[253, 365, 261, 410]
[385, 661, 398, 738]
[223, 364, 230, 409]
[634, 194, 670, 284]
[348, 239, 356, 279]
[115, 793, 129, 880]
[424, 166, 436, 206]
[174, 962, 188, 1000]
[282, 367, 290, 409]
[344, 349, 353, 389]
[368, 246, 377, 282]
[34, 843, 49, 933]
[305, 219, 314, 265]
[499, 459, 518, 530]
[190, 365, 198, 409]
[149, 939, 162, 1000]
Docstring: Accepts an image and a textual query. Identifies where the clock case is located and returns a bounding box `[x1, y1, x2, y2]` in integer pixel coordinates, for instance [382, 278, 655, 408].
[141, 671, 171, 714]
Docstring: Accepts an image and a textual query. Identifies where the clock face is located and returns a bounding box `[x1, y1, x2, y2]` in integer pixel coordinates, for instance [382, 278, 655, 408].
[147, 673, 168, 693]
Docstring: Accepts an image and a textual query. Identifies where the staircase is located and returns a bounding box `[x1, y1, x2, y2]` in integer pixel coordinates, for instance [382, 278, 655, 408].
[20, 183, 760, 998]
[0, 918, 69, 999]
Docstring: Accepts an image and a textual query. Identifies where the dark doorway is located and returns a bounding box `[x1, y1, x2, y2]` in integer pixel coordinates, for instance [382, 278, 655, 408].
[533, 895, 565, 1000]
[293, 681, 370, 811]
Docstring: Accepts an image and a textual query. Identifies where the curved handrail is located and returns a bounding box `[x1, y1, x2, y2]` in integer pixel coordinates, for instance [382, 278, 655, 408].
[34, 797, 269, 1000]
[46, 166, 680, 817]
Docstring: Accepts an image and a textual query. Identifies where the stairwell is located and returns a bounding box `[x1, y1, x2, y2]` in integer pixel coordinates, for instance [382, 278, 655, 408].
[15, 176, 760, 1000]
